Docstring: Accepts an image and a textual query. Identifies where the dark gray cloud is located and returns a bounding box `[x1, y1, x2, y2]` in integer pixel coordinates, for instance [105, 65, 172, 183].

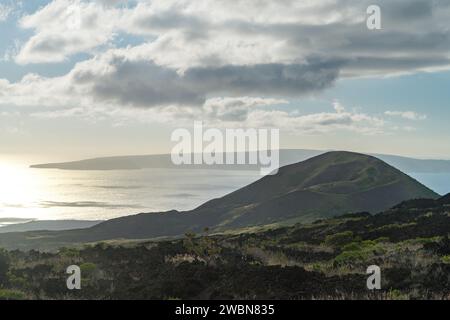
[184, 60, 342, 97]
[85, 60, 205, 107]
[72, 57, 341, 108]
[384, 0, 433, 20]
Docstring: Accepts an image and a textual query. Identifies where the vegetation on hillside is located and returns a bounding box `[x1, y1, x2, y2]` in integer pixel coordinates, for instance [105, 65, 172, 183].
[0, 196, 448, 300]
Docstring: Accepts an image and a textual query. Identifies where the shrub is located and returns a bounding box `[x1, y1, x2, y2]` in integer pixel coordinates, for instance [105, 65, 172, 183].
[373, 237, 390, 243]
[334, 250, 368, 265]
[334, 240, 384, 266]
[442, 255, 450, 264]
[387, 289, 409, 300]
[7, 273, 27, 289]
[59, 247, 80, 258]
[0, 289, 26, 300]
[323, 231, 356, 247]
[80, 262, 97, 275]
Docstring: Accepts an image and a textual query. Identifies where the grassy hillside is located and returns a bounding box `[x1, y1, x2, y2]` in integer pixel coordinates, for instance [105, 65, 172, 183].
[0, 195, 448, 300]
[195, 151, 439, 228]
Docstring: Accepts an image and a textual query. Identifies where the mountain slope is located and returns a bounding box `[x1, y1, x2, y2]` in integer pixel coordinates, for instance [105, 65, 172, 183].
[0, 152, 439, 250]
[190, 151, 439, 228]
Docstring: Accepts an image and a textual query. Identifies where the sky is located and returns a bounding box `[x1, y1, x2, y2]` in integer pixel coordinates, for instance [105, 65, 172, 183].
[1, 0, 450, 162]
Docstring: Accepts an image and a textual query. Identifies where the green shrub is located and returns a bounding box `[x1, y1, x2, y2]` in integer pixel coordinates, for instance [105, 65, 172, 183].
[442, 255, 450, 264]
[0, 289, 26, 300]
[373, 237, 390, 243]
[7, 273, 27, 289]
[334, 240, 384, 266]
[59, 247, 80, 258]
[323, 231, 356, 247]
[80, 262, 97, 274]
[400, 236, 441, 246]
[334, 250, 368, 265]
[387, 289, 409, 300]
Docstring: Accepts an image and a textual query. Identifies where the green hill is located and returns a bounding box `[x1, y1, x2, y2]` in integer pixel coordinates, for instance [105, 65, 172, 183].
[191, 151, 439, 229]
[0, 152, 439, 250]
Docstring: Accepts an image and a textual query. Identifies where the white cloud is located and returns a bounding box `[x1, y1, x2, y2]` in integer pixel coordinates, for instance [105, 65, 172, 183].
[332, 101, 346, 114]
[203, 97, 288, 122]
[241, 103, 386, 135]
[15, 0, 120, 64]
[157, 100, 387, 135]
[385, 111, 427, 120]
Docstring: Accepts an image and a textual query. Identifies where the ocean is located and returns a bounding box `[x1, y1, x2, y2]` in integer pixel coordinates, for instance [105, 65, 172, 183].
[0, 161, 261, 224]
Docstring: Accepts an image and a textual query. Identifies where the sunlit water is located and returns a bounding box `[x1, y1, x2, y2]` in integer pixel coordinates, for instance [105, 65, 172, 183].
[0, 160, 261, 224]
[0, 159, 449, 226]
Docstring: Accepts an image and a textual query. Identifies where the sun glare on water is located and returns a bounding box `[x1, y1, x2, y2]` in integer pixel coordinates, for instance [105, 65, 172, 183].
[0, 159, 47, 222]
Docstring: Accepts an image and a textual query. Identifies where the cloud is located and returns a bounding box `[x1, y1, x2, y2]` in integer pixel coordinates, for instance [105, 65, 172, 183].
[4, 46, 341, 109]
[241, 103, 385, 135]
[0, 0, 446, 136]
[158, 101, 386, 135]
[15, 0, 120, 64]
[203, 97, 288, 122]
[81, 55, 341, 108]
[26, 96, 388, 136]
[332, 101, 346, 114]
[385, 111, 427, 120]
[13, 0, 450, 75]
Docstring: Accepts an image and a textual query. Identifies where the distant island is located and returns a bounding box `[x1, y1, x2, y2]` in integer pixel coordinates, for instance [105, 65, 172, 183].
[30, 149, 450, 174]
